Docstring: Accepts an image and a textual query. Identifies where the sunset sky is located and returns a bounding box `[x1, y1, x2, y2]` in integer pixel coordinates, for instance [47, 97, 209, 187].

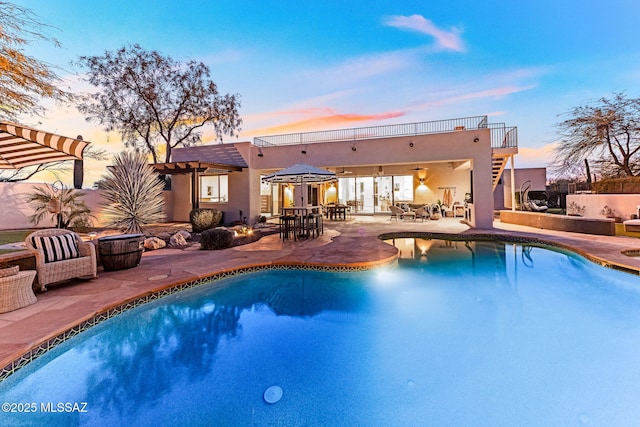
[14, 0, 640, 185]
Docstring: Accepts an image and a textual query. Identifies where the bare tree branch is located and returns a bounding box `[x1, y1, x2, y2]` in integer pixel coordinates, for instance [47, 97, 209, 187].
[76, 44, 242, 163]
[0, 1, 74, 120]
[552, 92, 640, 178]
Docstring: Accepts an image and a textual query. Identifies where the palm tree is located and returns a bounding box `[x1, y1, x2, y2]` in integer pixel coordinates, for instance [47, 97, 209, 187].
[26, 186, 93, 229]
[100, 151, 165, 233]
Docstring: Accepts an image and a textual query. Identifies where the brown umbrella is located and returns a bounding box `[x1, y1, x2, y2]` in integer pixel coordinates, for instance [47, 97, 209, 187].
[0, 121, 89, 169]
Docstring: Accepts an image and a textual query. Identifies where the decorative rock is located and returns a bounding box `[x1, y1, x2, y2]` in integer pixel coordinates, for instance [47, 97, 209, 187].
[170, 232, 188, 248]
[156, 232, 172, 241]
[144, 237, 166, 250]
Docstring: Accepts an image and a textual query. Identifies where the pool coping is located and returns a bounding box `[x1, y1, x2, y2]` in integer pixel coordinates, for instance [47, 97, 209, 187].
[1, 230, 639, 382]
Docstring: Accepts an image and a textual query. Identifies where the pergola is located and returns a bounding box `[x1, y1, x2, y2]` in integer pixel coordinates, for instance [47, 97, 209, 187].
[151, 161, 243, 209]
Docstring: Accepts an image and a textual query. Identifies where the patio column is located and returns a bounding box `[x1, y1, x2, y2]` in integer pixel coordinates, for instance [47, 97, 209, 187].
[510, 155, 516, 211]
[192, 169, 200, 210]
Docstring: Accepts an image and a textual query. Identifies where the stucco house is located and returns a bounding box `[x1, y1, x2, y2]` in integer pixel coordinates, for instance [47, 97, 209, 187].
[156, 115, 518, 229]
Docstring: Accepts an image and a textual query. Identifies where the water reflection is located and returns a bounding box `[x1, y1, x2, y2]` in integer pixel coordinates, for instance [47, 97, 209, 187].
[50, 271, 366, 421]
[85, 300, 243, 418]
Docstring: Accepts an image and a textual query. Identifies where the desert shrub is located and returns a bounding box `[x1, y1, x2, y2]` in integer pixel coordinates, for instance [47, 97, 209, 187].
[190, 208, 223, 233]
[200, 227, 234, 250]
[100, 151, 165, 233]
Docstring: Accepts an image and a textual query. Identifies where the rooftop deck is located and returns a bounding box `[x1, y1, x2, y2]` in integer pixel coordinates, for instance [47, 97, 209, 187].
[254, 115, 518, 150]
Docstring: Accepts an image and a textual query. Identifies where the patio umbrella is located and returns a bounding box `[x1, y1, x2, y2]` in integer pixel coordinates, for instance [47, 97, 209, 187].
[0, 121, 89, 169]
[262, 163, 336, 206]
[261, 163, 336, 184]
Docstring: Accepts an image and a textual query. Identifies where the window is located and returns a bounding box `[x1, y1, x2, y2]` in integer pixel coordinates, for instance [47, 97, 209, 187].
[200, 175, 228, 203]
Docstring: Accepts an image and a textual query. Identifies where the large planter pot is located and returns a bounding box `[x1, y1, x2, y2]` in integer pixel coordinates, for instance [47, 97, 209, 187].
[98, 234, 144, 271]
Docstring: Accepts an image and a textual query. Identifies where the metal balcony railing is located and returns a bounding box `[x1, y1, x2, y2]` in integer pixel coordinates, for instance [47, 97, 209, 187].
[253, 115, 517, 149]
[488, 123, 518, 149]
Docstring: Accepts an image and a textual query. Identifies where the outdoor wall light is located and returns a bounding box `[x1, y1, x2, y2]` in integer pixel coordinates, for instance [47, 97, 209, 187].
[409, 141, 414, 147]
[473, 137, 480, 143]
[301, 149, 307, 154]
[351, 145, 357, 152]
[257, 148, 264, 157]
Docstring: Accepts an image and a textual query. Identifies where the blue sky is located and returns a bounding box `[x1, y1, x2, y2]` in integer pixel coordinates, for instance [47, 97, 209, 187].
[15, 0, 640, 184]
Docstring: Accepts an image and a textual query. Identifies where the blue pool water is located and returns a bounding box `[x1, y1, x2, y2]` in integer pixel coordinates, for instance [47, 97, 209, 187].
[2, 239, 640, 426]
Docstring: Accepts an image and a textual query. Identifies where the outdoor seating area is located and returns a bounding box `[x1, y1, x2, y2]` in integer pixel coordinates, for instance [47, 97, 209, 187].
[389, 203, 450, 221]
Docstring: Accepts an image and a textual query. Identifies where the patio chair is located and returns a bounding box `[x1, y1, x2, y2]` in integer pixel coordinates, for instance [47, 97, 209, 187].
[389, 205, 405, 221]
[414, 206, 430, 222]
[25, 229, 97, 292]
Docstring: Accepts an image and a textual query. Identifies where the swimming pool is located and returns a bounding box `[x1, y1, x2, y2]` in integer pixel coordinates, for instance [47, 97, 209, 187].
[2, 239, 640, 426]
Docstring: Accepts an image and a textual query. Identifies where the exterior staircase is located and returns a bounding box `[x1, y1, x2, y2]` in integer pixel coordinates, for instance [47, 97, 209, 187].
[492, 154, 510, 190]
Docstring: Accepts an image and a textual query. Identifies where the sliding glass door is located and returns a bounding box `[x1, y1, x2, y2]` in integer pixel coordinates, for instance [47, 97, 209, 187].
[337, 175, 413, 214]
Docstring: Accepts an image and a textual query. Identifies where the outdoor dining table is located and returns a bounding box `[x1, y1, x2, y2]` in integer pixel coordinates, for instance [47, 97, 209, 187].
[327, 205, 347, 220]
[280, 206, 322, 240]
[281, 206, 321, 216]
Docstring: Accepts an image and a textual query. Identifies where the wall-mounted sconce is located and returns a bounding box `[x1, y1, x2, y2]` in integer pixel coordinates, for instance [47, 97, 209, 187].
[257, 148, 264, 157]
[351, 144, 357, 152]
[473, 137, 480, 143]
[301, 145, 307, 154]
[409, 141, 414, 147]
[419, 178, 425, 185]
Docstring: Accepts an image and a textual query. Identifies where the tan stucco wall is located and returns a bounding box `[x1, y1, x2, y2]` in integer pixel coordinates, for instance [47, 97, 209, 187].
[0, 182, 171, 230]
[171, 174, 192, 222]
[566, 194, 640, 220]
[170, 128, 496, 228]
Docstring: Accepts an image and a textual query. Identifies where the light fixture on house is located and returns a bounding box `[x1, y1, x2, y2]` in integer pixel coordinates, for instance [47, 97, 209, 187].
[351, 144, 357, 152]
[257, 148, 264, 157]
[409, 141, 414, 147]
[473, 137, 480, 143]
[419, 178, 425, 185]
[301, 145, 307, 154]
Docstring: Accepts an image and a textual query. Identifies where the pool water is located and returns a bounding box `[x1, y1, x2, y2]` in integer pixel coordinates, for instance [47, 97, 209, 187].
[2, 239, 640, 426]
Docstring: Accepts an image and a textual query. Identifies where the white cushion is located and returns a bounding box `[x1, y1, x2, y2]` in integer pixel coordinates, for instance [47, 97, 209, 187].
[31, 234, 80, 263]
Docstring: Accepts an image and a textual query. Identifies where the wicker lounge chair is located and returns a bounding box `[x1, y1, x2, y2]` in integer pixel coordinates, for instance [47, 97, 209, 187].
[25, 229, 97, 292]
[389, 205, 404, 221]
[414, 206, 430, 222]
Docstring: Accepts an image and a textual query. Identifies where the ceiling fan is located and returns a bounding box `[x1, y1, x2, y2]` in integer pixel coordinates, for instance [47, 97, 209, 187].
[337, 167, 353, 175]
[409, 164, 428, 171]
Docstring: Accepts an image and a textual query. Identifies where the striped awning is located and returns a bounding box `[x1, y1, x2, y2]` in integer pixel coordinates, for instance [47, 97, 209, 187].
[0, 122, 90, 169]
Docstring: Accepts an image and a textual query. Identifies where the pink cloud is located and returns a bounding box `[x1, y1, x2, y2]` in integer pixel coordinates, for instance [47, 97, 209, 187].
[385, 14, 466, 53]
[244, 109, 405, 136]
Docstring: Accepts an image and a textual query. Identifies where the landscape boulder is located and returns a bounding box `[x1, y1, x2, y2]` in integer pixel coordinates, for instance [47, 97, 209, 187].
[144, 237, 166, 250]
[170, 232, 188, 248]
